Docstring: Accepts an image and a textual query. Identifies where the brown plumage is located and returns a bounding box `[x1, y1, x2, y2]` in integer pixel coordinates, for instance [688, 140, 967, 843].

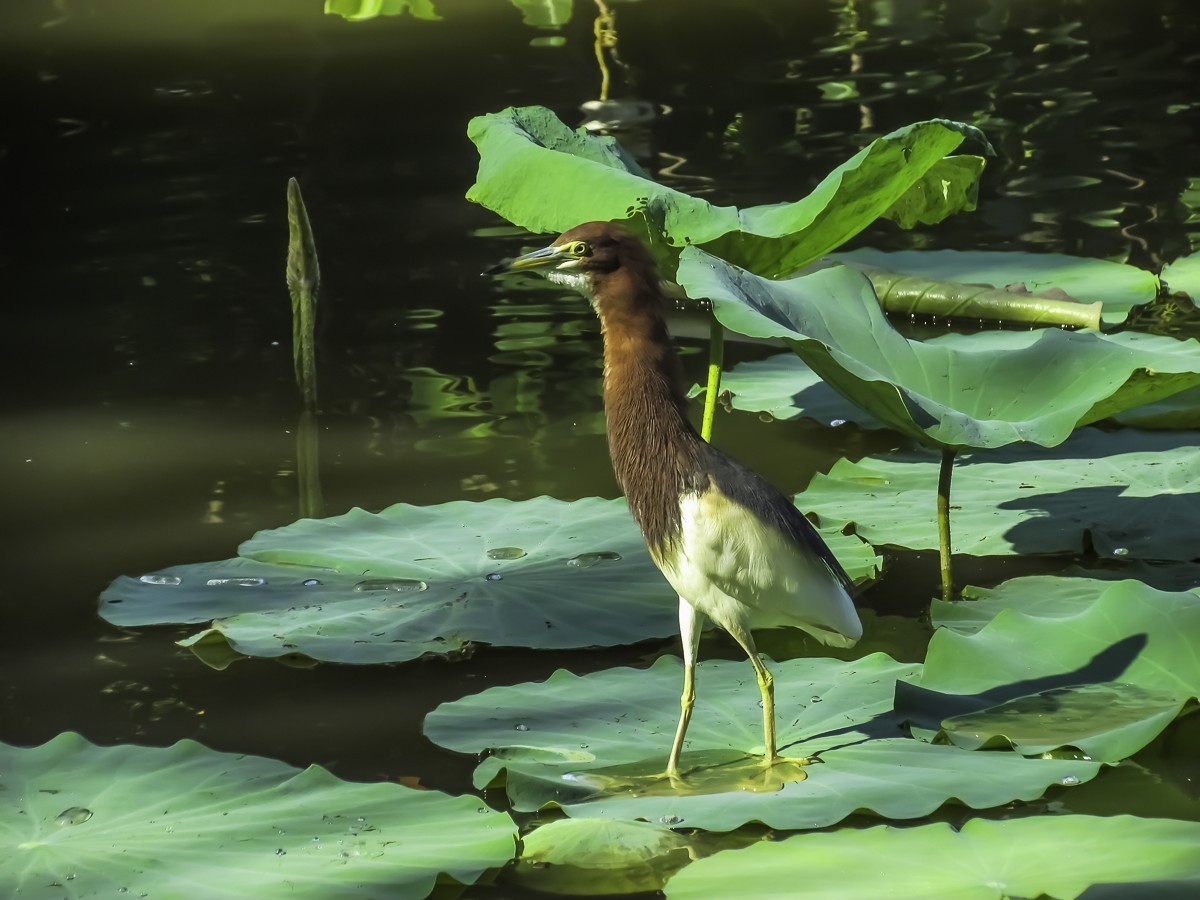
[486, 221, 862, 779]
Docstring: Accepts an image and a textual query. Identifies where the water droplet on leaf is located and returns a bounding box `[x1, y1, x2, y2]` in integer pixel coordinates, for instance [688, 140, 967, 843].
[354, 578, 427, 593]
[54, 807, 93, 826]
[140, 574, 181, 586]
[567, 551, 622, 568]
[484, 573, 502, 582]
[205, 577, 266, 587]
[486, 547, 527, 560]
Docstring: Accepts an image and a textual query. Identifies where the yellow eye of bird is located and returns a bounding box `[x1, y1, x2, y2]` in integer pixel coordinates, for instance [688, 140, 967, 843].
[566, 241, 588, 256]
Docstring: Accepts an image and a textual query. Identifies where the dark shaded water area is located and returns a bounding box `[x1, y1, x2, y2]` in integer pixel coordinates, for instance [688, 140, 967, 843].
[2, 0, 1199, 891]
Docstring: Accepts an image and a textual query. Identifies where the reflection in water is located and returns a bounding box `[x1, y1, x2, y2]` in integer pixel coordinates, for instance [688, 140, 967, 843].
[564, 750, 810, 800]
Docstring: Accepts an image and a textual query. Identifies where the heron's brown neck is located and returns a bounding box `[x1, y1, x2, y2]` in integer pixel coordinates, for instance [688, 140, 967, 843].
[592, 267, 706, 559]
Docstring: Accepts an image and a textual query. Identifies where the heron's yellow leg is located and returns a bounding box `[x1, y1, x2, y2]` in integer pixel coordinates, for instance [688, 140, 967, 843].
[667, 598, 703, 780]
[726, 625, 777, 765]
[747, 651, 777, 765]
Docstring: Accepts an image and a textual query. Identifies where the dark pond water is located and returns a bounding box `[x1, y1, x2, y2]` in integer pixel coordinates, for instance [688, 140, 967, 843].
[3, 0, 1199, 894]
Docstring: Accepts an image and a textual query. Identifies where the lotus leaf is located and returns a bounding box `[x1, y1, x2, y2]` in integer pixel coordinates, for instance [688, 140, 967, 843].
[663, 815, 1200, 900]
[676, 248, 1200, 450]
[100, 496, 879, 664]
[834, 247, 1159, 323]
[1162, 252, 1200, 301]
[512, 818, 693, 895]
[0, 732, 516, 899]
[901, 577, 1200, 760]
[795, 428, 1200, 560]
[423, 654, 1098, 832]
[468, 107, 986, 277]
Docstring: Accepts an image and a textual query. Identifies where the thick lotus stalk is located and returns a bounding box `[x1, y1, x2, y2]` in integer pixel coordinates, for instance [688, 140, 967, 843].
[858, 266, 1102, 329]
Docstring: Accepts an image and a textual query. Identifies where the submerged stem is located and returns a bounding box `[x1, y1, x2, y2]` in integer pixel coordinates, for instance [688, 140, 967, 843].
[700, 314, 725, 443]
[937, 447, 957, 601]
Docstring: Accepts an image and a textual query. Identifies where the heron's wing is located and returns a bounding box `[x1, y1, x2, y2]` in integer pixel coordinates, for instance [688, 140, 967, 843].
[698, 441, 858, 596]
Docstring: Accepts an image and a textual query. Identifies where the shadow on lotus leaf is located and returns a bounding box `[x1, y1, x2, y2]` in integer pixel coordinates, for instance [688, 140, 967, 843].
[1000, 486, 1200, 561]
[895, 635, 1149, 735]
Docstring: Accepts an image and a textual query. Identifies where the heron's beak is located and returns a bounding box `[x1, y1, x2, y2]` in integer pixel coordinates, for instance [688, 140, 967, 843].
[482, 243, 570, 277]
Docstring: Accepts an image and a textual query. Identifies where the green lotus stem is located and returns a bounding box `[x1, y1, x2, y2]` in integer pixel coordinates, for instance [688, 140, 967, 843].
[937, 448, 956, 602]
[297, 407, 325, 519]
[286, 177, 320, 410]
[700, 313, 724, 442]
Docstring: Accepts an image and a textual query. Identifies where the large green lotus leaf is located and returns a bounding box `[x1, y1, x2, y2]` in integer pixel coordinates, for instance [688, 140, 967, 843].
[468, 107, 985, 277]
[424, 654, 1098, 832]
[900, 577, 1200, 761]
[678, 248, 1200, 449]
[663, 815, 1200, 900]
[1, 732, 516, 899]
[512, 818, 694, 895]
[1162, 252, 1200, 302]
[100, 496, 879, 664]
[796, 428, 1200, 559]
[834, 247, 1159, 323]
[933, 574, 1200, 635]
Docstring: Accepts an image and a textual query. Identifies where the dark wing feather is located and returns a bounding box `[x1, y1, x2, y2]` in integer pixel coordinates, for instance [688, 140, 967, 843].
[699, 441, 858, 596]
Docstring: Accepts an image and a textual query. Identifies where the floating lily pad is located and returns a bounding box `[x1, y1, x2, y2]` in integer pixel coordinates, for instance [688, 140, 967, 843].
[833, 247, 1159, 323]
[512, 818, 693, 895]
[1162, 252, 1200, 302]
[796, 428, 1200, 560]
[901, 577, 1200, 761]
[677, 249, 1200, 450]
[424, 654, 1098, 832]
[663, 815, 1200, 900]
[1, 732, 516, 899]
[469, 107, 986, 278]
[100, 496, 879, 664]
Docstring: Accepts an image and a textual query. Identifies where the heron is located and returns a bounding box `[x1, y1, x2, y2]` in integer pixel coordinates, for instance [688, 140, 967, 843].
[485, 221, 862, 778]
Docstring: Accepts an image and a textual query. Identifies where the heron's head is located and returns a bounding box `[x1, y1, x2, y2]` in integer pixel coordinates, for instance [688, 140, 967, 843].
[483, 221, 659, 313]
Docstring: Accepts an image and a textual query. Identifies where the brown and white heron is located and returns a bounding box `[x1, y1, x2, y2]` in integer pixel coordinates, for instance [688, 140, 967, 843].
[486, 222, 862, 778]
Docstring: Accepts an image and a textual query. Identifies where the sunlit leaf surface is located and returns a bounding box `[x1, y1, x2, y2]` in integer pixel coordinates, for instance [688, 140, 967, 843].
[424, 654, 1098, 832]
[677, 249, 1200, 450]
[1, 733, 516, 899]
[664, 815, 1200, 900]
[796, 428, 1200, 560]
[100, 496, 879, 664]
[468, 107, 985, 277]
